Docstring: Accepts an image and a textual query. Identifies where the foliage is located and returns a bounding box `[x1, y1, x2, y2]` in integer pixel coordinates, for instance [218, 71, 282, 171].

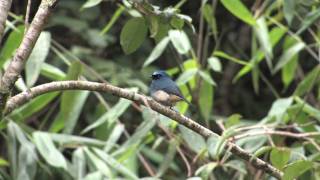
[1, 0, 320, 179]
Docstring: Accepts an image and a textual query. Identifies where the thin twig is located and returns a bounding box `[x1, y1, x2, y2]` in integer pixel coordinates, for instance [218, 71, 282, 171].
[233, 130, 320, 140]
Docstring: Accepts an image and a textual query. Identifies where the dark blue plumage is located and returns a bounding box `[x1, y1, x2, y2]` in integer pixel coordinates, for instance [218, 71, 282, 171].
[149, 70, 191, 107]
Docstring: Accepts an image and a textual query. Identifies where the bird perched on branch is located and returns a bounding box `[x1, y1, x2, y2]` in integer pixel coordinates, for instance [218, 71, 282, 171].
[149, 70, 191, 108]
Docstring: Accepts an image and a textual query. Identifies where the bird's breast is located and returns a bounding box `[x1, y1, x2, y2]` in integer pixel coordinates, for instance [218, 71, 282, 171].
[151, 90, 182, 106]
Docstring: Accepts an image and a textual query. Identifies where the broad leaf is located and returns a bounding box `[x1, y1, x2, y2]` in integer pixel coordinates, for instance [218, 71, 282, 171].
[120, 17, 148, 54]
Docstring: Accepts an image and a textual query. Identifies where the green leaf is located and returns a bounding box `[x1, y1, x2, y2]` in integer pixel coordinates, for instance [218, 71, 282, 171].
[294, 66, 320, 97]
[121, 108, 156, 149]
[225, 114, 242, 128]
[25, 32, 51, 87]
[179, 125, 206, 153]
[0, 25, 24, 67]
[268, 97, 293, 121]
[213, 51, 248, 65]
[254, 17, 272, 69]
[100, 6, 125, 35]
[48, 133, 106, 147]
[224, 160, 247, 174]
[156, 140, 177, 177]
[234, 27, 286, 81]
[208, 57, 222, 72]
[71, 148, 86, 179]
[33, 132, 67, 170]
[283, 0, 297, 25]
[198, 70, 216, 86]
[9, 92, 59, 122]
[297, 8, 320, 34]
[199, 80, 214, 122]
[251, 146, 272, 161]
[40, 63, 66, 81]
[120, 17, 148, 54]
[195, 162, 217, 180]
[270, 147, 291, 170]
[283, 160, 313, 180]
[176, 69, 198, 85]
[82, 98, 132, 134]
[84, 148, 113, 178]
[220, 0, 256, 26]
[280, 37, 299, 85]
[81, 0, 102, 9]
[93, 148, 139, 180]
[168, 30, 191, 54]
[143, 37, 170, 67]
[202, 4, 218, 38]
[50, 61, 89, 133]
[170, 16, 185, 29]
[0, 157, 9, 167]
[274, 42, 305, 73]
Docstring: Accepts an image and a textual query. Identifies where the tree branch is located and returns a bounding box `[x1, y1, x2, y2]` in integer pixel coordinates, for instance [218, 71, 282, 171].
[0, 0, 12, 44]
[0, 0, 58, 116]
[5, 80, 283, 179]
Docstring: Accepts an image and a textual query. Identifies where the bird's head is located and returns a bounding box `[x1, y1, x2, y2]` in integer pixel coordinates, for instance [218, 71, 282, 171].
[151, 70, 170, 80]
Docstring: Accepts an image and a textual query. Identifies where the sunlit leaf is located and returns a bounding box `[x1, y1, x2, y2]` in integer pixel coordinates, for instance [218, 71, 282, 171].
[143, 37, 170, 67]
[168, 30, 191, 54]
[254, 17, 272, 69]
[268, 97, 293, 121]
[81, 0, 102, 9]
[176, 69, 198, 85]
[274, 42, 305, 73]
[33, 132, 67, 170]
[198, 70, 216, 86]
[82, 98, 132, 134]
[25, 31, 51, 87]
[208, 57, 222, 72]
[220, 0, 256, 26]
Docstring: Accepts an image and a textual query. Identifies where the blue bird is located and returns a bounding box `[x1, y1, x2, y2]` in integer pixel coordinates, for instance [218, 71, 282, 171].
[149, 70, 191, 108]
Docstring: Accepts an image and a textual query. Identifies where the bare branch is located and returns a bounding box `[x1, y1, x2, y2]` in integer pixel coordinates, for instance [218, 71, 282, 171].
[5, 80, 283, 179]
[0, 0, 12, 44]
[0, 0, 59, 115]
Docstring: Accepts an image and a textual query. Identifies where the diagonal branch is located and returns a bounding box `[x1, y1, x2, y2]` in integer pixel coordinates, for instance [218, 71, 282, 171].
[0, 0, 12, 44]
[0, 0, 59, 116]
[5, 80, 283, 179]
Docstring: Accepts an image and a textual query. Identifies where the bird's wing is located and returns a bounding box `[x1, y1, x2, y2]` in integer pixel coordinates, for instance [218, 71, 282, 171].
[162, 80, 185, 99]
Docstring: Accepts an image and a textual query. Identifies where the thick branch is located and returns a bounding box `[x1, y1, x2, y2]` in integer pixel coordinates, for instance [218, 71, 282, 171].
[0, 0, 58, 115]
[0, 0, 12, 44]
[5, 80, 283, 179]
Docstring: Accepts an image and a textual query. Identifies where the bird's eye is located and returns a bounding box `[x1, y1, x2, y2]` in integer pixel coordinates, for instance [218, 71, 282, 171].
[152, 74, 161, 79]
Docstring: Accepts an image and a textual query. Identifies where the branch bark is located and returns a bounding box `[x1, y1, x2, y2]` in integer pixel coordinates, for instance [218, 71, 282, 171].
[0, 0, 12, 44]
[5, 80, 283, 179]
[0, 0, 58, 116]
